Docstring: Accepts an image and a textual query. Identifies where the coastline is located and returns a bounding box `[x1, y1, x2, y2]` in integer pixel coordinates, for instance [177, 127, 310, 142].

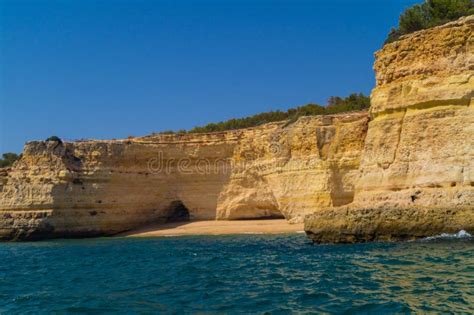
[117, 219, 304, 237]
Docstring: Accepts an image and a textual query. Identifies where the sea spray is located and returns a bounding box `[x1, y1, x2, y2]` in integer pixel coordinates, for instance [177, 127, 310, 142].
[423, 230, 472, 241]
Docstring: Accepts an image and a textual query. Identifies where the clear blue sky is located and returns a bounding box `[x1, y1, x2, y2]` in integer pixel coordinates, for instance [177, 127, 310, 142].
[1, 0, 419, 154]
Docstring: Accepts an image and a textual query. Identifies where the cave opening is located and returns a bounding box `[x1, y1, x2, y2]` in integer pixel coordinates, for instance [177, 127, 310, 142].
[164, 200, 190, 223]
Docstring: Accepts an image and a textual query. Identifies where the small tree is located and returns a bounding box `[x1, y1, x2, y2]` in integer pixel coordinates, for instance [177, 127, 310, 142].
[0, 153, 20, 168]
[385, 0, 474, 44]
[46, 136, 62, 143]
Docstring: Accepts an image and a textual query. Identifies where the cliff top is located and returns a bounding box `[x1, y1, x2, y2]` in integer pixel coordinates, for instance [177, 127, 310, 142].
[374, 14, 473, 87]
[380, 14, 473, 52]
[25, 110, 369, 147]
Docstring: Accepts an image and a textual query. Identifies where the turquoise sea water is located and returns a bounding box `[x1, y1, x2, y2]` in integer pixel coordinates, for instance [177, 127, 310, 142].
[0, 234, 472, 314]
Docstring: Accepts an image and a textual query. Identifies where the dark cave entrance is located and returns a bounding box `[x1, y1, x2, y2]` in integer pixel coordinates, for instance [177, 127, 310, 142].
[164, 200, 191, 223]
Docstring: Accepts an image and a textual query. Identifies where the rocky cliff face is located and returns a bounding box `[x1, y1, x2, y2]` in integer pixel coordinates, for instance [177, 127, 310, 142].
[217, 113, 368, 222]
[305, 15, 474, 243]
[2, 16, 472, 242]
[0, 112, 368, 240]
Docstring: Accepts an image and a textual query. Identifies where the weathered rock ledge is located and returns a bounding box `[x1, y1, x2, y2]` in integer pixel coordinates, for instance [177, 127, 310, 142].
[305, 206, 473, 243]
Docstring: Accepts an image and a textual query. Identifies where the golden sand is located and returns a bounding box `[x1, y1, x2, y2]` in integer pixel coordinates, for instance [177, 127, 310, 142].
[118, 219, 304, 237]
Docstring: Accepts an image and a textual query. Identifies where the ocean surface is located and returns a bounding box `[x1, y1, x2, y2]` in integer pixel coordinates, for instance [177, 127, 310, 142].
[0, 233, 472, 314]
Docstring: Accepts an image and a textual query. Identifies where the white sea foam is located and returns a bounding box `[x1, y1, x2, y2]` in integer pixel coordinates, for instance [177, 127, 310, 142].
[423, 230, 472, 241]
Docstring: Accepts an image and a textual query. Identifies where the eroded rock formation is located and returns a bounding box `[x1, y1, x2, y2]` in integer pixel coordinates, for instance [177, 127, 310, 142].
[1, 16, 472, 242]
[0, 112, 368, 240]
[305, 15, 474, 243]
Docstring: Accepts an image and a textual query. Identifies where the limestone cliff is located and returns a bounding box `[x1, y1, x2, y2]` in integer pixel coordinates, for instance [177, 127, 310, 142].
[217, 113, 368, 222]
[2, 16, 472, 242]
[305, 15, 474, 243]
[0, 112, 368, 240]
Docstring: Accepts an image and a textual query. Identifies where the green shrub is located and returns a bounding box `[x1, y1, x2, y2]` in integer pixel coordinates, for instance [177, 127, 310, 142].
[186, 93, 369, 133]
[45, 136, 62, 143]
[159, 130, 176, 135]
[385, 0, 474, 44]
[0, 153, 20, 168]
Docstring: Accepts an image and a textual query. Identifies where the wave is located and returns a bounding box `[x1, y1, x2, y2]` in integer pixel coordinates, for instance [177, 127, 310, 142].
[423, 230, 472, 241]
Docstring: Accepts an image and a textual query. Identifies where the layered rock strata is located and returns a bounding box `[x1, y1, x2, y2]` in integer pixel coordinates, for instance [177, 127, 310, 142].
[0, 112, 368, 240]
[305, 15, 474, 243]
[2, 16, 472, 242]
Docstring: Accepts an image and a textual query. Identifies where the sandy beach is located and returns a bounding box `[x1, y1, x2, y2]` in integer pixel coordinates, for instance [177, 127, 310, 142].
[118, 219, 304, 237]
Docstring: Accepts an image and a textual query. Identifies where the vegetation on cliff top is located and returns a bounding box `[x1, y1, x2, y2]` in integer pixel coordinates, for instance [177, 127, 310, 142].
[0, 153, 20, 168]
[385, 0, 474, 44]
[45, 136, 63, 143]
[158, 93, 370, 134]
